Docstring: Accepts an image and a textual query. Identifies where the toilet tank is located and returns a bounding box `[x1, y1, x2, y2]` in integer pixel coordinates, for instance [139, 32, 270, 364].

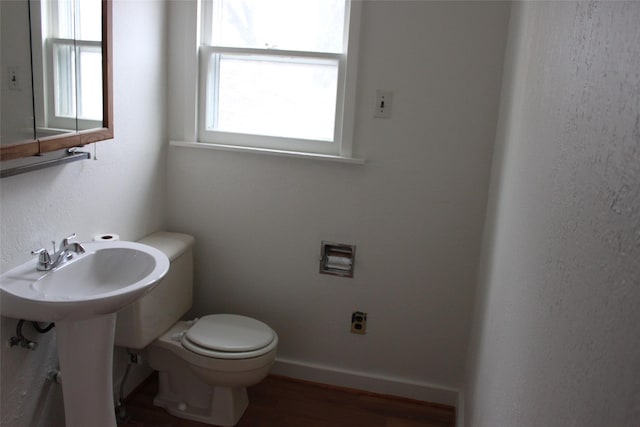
[114, 232, 195, 349]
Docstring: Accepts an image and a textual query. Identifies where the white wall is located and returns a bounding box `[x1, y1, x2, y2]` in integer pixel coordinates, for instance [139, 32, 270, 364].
[0, 1, 167, 425]
[465, 1, 640, 426]
[1, 1, 35, 144]
[167, 0, 510, 401]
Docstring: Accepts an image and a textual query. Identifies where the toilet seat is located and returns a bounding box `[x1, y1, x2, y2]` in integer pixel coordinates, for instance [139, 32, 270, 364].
[182, 314, 277, 360]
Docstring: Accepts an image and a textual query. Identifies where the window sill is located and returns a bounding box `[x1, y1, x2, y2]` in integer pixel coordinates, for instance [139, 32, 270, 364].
[169, 141, 365, 165]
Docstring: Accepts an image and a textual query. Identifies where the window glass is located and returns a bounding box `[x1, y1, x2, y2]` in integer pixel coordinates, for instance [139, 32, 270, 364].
[54, 0, 74, 39]
[76, 0, 101, 41]
[206, 54, 338, 141]
[77, 47, 102, 119]
[209, 0, 346, 53]
[53, 0, 101, 40]
[53, 43, 76, 118]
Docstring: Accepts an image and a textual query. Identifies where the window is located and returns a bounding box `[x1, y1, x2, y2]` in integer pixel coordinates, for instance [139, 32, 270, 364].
[199, 0, 359, 156]
[42, 0, 103, 130]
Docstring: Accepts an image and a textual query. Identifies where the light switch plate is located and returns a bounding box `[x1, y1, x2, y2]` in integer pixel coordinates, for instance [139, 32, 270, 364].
[374, 90, 393, 118]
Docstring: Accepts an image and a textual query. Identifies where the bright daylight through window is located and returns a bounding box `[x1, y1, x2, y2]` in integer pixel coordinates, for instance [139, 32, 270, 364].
[199, 0, 357, 156]
[44, 0, 103, 129]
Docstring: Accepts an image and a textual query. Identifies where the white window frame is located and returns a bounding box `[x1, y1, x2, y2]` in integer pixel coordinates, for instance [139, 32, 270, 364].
[197, 0, 360, 158]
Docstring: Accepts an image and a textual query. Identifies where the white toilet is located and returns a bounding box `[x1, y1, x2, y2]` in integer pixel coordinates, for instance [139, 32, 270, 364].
[114, 232, 278, 426]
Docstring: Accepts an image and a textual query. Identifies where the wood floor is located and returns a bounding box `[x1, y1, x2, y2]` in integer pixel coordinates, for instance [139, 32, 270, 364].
[119, 374, 455, 427]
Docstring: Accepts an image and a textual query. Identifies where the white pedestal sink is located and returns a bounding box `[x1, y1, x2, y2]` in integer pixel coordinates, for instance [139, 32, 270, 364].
[0, 241, 170, 427]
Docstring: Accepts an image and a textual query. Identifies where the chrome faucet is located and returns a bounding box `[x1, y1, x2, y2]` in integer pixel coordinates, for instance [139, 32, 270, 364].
[31, 233, 86, 271]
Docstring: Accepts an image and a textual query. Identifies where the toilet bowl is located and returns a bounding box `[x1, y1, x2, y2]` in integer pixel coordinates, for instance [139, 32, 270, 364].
[149, 315, 278, 425]
[114, 232, 278, 426]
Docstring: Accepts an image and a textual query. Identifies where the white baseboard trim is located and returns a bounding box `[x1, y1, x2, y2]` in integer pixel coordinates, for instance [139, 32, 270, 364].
[272, 357, 460, 408]
[456, 389, 465, 427]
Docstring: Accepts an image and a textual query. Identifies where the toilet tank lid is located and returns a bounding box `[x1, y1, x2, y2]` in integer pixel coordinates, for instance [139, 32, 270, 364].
[137, 231, 195, 261]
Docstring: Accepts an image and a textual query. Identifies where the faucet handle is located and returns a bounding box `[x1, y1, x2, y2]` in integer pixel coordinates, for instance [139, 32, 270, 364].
[31, 247, 49, 256]
[31, 248, 52, 270]
[61, 233, 86, 255]
[61, 233, 78, 247]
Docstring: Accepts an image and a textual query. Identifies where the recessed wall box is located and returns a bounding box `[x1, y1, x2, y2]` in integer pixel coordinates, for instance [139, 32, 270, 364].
[320, 241, 355, 278]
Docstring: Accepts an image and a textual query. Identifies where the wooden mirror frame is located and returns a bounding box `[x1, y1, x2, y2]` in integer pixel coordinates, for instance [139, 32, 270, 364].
[0, 0, 113, 162]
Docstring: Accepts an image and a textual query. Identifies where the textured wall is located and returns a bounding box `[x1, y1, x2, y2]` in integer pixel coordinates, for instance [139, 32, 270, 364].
[167, 0, 510, 393]
[0, 1, 167, 425]
[465, 1, 640, 426]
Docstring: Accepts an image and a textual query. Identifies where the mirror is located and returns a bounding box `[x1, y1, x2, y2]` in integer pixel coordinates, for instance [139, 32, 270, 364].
[0, 0, 112, 162]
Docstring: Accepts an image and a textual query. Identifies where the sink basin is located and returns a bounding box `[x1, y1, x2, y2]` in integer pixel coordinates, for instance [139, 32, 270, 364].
[0, 239, 170, 427]
[0, 241, 169, 322]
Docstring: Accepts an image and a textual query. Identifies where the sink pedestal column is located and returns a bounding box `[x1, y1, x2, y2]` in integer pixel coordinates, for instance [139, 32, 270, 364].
[56, 313, 117, 427]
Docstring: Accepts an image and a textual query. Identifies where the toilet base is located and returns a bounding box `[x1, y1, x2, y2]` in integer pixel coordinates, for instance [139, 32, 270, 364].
[154, 371, 248, 426]
[147, 321, 276, 426]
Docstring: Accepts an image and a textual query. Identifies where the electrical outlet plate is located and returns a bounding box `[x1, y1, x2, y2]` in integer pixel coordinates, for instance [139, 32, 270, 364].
[351, 311, 367, 334]
[128, 352, 142, 365]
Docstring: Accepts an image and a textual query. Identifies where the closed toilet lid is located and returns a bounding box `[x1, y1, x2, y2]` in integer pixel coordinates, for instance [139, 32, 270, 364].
[182, 314, 276, 358]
